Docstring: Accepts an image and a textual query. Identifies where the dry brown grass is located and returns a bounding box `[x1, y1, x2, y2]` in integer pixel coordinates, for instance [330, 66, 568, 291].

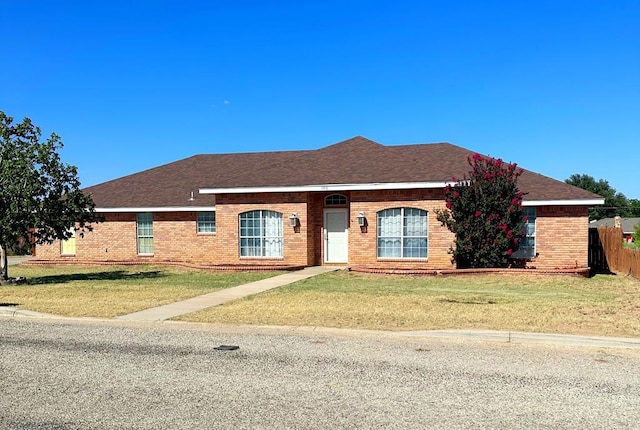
[176, 271, 640, 337]
[4, 265, 640, 337]
[2, 265, 281, 317]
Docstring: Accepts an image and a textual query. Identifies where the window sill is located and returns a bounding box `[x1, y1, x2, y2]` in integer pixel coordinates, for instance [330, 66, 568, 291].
[137, 253, 155, 257]
[60, 254, 76, 257]
[377, 258, 428, 262]
[197, 232, 217, 236]
[240, 257, 285, 260]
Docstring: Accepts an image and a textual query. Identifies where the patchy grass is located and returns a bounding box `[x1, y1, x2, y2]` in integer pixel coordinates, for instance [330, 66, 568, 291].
[1, 265, 281, 317]
[4, 265, 640, 338]
[177, 271, 640, 338]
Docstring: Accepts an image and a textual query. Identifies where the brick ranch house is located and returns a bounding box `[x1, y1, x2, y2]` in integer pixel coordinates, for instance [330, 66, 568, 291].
[35, 136, 604, 271]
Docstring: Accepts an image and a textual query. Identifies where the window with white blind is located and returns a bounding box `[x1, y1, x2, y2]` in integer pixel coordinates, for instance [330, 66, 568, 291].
[377, 208, 428, 258]
[137, 213, 154, 254]
[239, 210, 283, 257]
[197, 211, 216, 233]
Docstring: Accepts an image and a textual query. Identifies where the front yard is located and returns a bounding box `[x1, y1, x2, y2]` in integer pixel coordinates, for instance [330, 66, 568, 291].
[1, 265, 280, 317]
[2, 264, 640, 337]
[177, 270, 640, 337]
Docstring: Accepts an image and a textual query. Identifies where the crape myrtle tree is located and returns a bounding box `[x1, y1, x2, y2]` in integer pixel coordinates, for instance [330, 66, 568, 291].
[435, 153, 526, 269]
[0, 111, 101, 282]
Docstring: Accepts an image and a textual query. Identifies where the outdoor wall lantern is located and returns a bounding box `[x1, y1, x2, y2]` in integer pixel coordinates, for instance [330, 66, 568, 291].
[289, 212, 299, 228]
[356, 212, 367, 227]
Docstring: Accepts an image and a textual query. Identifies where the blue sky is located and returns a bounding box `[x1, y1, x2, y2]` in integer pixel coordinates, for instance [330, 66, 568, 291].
[2, 0, 638, 198]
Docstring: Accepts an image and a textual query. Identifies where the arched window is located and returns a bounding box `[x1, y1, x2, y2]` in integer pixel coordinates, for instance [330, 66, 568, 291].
[239, 210, 283, 257]
[377, 208, 428, 258]
[324, 194, 348, 206]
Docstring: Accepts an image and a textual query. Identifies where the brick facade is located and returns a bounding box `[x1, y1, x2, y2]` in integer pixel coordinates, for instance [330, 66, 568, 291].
[35, 191, 591, 270]
[532, 205, 590, 269]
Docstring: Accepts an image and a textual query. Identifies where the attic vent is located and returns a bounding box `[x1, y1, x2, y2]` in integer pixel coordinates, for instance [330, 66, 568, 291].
[325, 194, 348, 206]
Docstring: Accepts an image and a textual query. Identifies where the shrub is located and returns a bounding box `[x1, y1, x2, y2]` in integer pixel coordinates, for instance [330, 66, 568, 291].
[435, 153, 526, 268]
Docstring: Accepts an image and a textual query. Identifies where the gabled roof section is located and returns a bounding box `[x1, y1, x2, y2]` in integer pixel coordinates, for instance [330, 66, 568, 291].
[84, 136, 604, 209]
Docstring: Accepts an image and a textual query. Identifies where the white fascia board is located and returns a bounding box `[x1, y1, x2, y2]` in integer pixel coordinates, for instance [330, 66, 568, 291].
[198, 182, 455, 194]
[522, 199, 605, 207]
[96, 206, 215, 213]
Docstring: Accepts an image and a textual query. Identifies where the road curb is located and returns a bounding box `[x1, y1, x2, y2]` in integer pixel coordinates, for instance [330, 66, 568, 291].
[2, 307, 640, 350]
[397, 329, 640, 349]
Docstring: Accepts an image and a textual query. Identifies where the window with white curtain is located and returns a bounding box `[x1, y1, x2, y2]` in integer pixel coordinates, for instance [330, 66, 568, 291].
[377, 208, 428, 258]
[137, 213, 154, 254]
[512, 207, 536, 259]
[239, 210, 283, 257]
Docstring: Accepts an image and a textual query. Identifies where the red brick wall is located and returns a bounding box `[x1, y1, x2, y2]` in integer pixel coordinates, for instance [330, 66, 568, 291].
[214, 193, 310, 266]
[532, 205, 590, 269]
[36, 213, 140, 261]
[348, 189, 456, 269]
[34, 194, 591, 270]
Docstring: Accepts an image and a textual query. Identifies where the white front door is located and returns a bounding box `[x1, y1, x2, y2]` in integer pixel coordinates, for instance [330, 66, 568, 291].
[324, 209, 348, 263]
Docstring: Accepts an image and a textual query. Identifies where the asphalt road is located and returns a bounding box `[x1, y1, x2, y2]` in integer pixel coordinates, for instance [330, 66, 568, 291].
[1, 318, 640, 429]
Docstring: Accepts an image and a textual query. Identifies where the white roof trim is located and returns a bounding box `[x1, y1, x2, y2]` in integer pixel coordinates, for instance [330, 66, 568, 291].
[522, 199, 605, 207]
[96, 207, 215, 213]
[199, 182, 456, 194]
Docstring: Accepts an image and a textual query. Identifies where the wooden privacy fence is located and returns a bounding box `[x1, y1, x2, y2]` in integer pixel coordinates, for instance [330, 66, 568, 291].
[590, 227, 640, 280]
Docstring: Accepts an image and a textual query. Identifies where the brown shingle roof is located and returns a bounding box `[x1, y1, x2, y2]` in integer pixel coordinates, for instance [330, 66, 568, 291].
[83, 136, 602, 208]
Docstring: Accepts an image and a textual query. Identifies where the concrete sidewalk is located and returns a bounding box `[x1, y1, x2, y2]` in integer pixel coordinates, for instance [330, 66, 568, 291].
[117, 266, 340, 322]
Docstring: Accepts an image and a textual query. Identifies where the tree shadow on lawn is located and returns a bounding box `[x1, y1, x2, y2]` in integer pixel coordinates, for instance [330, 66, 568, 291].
[25, 270, 166, 285]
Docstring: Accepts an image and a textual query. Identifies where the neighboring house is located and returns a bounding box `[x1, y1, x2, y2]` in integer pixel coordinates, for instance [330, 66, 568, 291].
[590, 217, 640, 242]
[35, 136, 604, 269]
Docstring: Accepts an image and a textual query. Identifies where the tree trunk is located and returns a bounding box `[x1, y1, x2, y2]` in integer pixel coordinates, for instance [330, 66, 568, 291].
[0, 243, 8, 281]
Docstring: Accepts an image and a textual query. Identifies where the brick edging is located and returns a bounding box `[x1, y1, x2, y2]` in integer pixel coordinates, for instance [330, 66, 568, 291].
[22, 259, 304, 272]
[348, 266, 591, 277]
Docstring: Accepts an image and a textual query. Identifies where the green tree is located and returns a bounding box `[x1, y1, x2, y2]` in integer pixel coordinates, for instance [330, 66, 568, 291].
[435, 153, 526, 269]
[628, 199, 640, 217]
[565, 174, 629, 220]
[0, 111, 101, 282]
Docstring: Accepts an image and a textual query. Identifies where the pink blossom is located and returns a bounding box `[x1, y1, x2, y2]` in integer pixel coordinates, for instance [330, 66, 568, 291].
[507, 249, 513, 256]
[475, 210, 482, 218]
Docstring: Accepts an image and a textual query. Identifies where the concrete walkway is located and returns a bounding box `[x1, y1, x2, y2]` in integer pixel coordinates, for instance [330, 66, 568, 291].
[116, 266, 340, 322]
[7, 255, 32, 265]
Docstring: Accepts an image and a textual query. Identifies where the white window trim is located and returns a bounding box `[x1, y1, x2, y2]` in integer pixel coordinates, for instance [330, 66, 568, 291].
[197, 211, 217, 234]
[512, 208, 536, 259]
[239, 210, 284, 258]
[136, 213, 154, 255]
[377, 207, 429, 260]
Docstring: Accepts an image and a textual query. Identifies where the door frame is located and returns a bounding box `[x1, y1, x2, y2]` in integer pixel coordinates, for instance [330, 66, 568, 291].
[323, 208, 349, 263]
